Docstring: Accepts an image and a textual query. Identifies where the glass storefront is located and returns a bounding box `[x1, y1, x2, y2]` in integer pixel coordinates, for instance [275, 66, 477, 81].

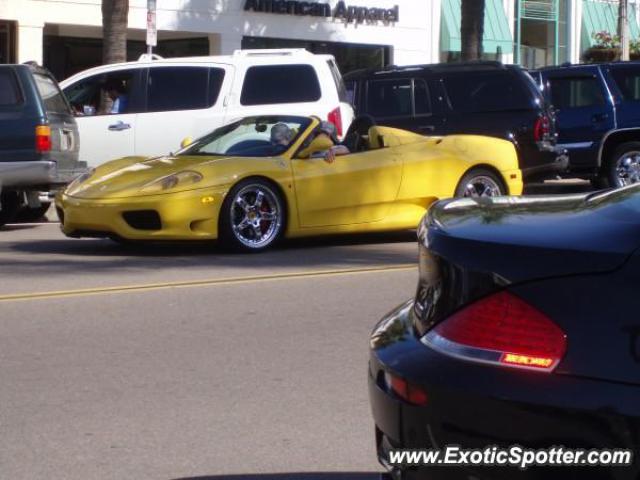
[241, 36, 391, 75]
[43, 36, 209, 80]
[0, 20, 16, 64]
[515, 0, 570, 69]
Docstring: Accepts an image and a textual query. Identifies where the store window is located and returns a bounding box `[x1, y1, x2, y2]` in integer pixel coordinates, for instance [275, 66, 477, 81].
[0, 20, 16, 64]
[515, 0, 570, 68]
[44, 36, 209, 80]
[241, 36, 391, 76]
[0, 70, 21, 105]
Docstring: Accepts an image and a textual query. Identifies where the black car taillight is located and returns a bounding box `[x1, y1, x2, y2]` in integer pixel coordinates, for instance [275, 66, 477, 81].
[533, 115, 550, 143]
[422, 290, 566, 372]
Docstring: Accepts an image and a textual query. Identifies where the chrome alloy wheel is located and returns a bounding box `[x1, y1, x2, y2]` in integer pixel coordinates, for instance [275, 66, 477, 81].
[229, 184, 282, 249]
[614, 151, 640, 187]
[461, 176, 503, 198]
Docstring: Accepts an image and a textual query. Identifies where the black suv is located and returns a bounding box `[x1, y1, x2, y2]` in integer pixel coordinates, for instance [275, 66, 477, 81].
[344, 62, 567, 182]
[532, 62, 640, 187]
[0, 63, 80, 226]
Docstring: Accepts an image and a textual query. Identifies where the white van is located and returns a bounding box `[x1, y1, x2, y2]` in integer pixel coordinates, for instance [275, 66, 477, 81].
[60, 49, 354, 168]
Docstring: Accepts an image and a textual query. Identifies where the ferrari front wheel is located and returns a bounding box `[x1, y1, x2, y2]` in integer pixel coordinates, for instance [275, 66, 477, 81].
[455, 169, 506, 198]
[219, 179, 285, 252]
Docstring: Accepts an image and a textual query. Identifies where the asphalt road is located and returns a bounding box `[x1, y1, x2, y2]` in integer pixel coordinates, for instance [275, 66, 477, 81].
[0, 223, 419, 480]
[0, 180, 594, 480]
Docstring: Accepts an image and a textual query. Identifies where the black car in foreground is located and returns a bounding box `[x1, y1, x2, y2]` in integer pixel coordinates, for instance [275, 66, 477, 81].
[369, 186, 640, 480]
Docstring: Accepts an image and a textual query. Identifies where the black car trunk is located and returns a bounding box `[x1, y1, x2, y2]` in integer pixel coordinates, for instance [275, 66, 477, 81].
[413, 188, 640, 338]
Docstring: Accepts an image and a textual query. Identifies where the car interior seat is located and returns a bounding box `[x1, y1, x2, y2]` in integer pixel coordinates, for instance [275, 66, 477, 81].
[342, 114, 376, 153]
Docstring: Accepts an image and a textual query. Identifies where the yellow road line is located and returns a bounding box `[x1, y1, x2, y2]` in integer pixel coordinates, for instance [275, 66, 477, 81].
[0, 264, 417, 303]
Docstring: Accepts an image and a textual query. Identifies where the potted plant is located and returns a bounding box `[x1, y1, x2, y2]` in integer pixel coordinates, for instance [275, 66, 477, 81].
[584, 31, 621, 62]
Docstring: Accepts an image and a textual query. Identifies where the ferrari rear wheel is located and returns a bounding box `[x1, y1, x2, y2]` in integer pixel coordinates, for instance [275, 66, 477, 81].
[220, 179, 285, 252]
[455, 169, 506, 198]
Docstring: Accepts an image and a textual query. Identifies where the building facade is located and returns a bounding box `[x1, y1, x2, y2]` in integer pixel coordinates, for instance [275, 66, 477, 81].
[0, 0, 638, 79]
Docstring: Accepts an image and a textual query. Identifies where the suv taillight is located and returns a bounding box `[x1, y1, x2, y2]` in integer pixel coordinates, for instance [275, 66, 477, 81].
[328, 107, 343, 138]
[422, 291, 566, 372]
[36, 125, 52, 153]
[533, 115, 550, 143]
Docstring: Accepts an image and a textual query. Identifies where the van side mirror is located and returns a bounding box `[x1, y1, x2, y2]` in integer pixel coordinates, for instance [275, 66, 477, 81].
[297, 135, 335, 159]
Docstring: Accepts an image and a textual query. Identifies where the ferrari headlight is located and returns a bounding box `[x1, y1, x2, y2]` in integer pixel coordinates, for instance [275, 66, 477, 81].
[66, 168, 95, 191]
[140, 170, 203, 194]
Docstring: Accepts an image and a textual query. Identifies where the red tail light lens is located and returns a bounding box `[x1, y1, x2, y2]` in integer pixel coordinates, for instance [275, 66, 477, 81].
[533, 115, 550, 142]
[385, 372, 428, 406]
[36, 125, 52, 153]
[422, 291, 566, 372]
[328, 107, 343, 138]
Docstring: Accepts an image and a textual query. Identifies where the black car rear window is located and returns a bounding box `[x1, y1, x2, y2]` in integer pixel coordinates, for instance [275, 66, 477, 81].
[34, 73, 71, 114]
[0, 69, 22, 106]
[443, 71, 533, 113]
[240, 65, 321, 105]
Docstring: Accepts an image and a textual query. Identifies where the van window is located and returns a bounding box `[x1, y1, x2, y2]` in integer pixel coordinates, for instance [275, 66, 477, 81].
[64, 70, 138, 116]
[34, 73, 71, 114]
[549, 77, 605, 109]
[0, 69, 22, 105]
[366, 79, 412, 117]
[443, 71, 531, 113]
[147, 66, 225, 112]
[327, 60, 349, 103]
[240, 65, 321, 105]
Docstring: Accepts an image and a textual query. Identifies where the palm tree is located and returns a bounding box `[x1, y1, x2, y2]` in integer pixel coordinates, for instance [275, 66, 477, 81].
[102, 0, 129, 65]
[461, 0, 485, 61]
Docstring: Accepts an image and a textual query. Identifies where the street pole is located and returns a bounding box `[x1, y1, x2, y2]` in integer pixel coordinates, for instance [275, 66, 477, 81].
[619, 0, 630, 61]
[146, 0, 157, 56]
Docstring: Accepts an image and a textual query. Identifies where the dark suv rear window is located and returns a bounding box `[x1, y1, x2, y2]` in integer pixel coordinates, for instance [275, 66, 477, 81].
[240, 65, 321, 105]
[34, 73, 71, 114]
[610, 67, 640, 101]
[443, 71, 532, 113]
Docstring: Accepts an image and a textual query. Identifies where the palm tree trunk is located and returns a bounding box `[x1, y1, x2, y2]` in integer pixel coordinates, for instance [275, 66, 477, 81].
[461, 0, 485, 61]
[102, 0, 129, 65]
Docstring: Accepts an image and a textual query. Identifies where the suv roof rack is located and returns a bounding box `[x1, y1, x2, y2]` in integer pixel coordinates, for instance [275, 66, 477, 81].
[137, 53, 164, 61]
[233, 48, 312, 57]
[344, 61, 511, 79]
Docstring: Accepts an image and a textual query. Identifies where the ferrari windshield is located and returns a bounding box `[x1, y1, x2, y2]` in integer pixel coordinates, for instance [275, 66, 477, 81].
[179, 116, 312, 157]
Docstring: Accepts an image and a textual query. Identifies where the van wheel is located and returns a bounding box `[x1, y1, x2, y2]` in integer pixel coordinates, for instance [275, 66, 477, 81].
[455, 169, 506, 198]
[219, 179, 285, 252]
[607, 142, 640, 188]
[0, 191, 21, 227]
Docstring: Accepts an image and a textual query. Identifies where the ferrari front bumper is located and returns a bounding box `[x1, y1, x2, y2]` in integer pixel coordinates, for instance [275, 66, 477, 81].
[56, 186, 228, 241]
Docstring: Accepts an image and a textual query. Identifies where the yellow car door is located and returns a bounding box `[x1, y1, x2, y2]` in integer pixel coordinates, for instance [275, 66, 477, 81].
[291, 146, 403, 228]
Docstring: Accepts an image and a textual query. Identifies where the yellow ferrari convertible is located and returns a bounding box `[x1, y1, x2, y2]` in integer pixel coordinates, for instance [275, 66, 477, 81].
[57, 115, 523, 251]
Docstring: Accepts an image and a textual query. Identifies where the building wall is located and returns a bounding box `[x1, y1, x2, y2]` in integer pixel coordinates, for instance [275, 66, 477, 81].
[0, 0, 435, 66]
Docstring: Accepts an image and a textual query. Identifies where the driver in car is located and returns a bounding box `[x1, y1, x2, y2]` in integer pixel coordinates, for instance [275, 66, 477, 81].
[270, 123, 294, 148]
[312, 121, 350, 164]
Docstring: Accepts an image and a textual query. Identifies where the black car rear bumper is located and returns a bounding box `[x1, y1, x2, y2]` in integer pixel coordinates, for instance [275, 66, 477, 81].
[369, 301, 640, 480]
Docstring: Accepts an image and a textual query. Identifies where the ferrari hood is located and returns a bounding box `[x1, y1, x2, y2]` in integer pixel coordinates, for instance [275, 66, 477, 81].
[66, 155, 233, 199]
